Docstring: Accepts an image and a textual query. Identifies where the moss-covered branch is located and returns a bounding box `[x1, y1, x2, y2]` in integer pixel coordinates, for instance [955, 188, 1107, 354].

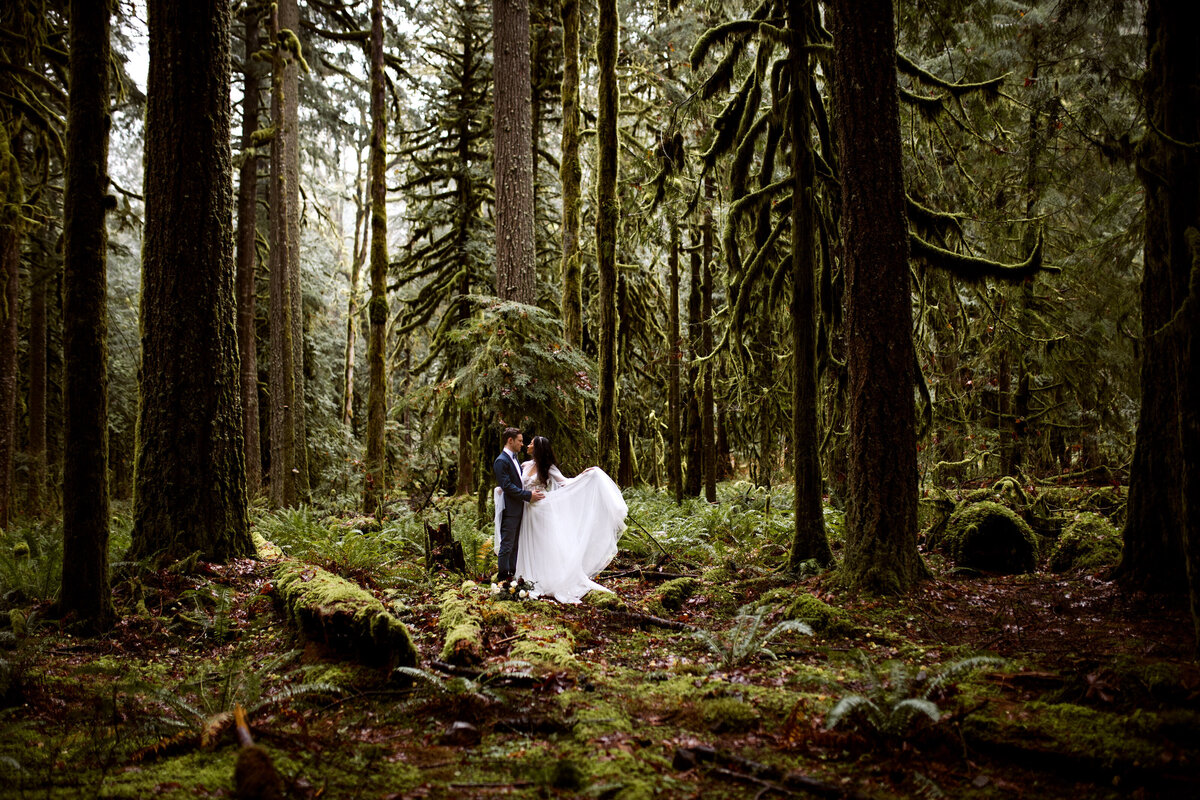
[910, 229, 1058, 283]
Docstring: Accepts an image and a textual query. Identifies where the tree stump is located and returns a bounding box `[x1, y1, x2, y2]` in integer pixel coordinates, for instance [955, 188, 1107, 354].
[426, 514, 467, 574]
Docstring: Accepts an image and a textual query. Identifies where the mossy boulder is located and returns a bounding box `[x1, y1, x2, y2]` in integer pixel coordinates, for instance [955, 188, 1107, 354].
[781, 593, 855, 636]
[941, 501, 1038, 574]
[701, 696, 759, 732]
[584, 589, 628, 611]
[1048, 512, 1122, 573]
[649, 577, 699, 616]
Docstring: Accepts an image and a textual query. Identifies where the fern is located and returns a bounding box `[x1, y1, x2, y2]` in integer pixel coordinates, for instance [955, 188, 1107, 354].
[692, 606, 812, 669]
[825, 653, 1003, 737]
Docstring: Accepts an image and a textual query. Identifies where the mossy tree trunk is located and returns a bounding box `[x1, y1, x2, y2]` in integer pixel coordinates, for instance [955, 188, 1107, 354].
[684, 225, 702, 497]
[830, 0, 923, 593]
[27, 265, 47, 515]
[343, 137, 367, 431]
[281, 0, 309, 503]
[788, 0, 832, 570]
[700, 182, 716, 503]
[493, 0, 535, 305]
[268, 4, 298, 509]
[132, 0, 251, 562]
[235, 7, 263, 497]
[1117, 0, 1200, 644]
[60, 0, 115, 630]
[455, 24, 478, 496]
[0, 131, 20, 530]
[364, 0, 389, 516]
[595, 0, 618, 476]
[668, 218, 683, 504]
[559, 0, 583, 348]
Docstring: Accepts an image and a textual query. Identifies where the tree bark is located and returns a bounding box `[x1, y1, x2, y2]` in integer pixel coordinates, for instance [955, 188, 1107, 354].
[1116, 0, 1200, 632]
[268, 4, 298, 509]
[27, 266, 46, 514]
[685, 226, 703, 497]
[132, 0, 250, 562]
[280, 0, 309, 502]
[559, 0, 583, 347]
[788, 0, 833, 569]
[594, 0, 619, 476]
[236, 9, 263, 497]
[60, 0, 115, 630]
[343, 139, 367, 430]
[701, 180, 716, 503]
[830, 0, 923, 593]
[364, 0, 389, 516]
[668, 218, 682, 504]
[493, 0, 535, 304]
[0, 131, 19, 530]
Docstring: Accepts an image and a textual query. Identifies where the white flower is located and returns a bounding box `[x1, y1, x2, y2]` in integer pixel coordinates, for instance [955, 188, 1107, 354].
[519, 590, 528, 599]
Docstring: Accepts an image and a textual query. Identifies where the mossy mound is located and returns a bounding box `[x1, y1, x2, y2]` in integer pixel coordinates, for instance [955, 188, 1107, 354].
[584, 589, 628, 611]
[510, 623, 576, 668]
[701, 696, 759, 732]
[648, 577, 699, 616]
[438, 587, 484, 665]
[941, 501, 1038, 574]
[781, 593, 855, 636]
[1048, 512, 1121, 573]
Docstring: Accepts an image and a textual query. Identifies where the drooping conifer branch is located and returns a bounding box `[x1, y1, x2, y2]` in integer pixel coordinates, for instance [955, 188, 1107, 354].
[909, 229, 1057, 282]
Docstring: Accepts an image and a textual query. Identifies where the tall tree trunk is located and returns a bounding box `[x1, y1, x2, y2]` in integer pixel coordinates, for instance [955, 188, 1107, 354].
[559, 0, 583, 347]
[132, 0, 250, 562]
[701, 181, 716, 503]
[830, 0, 923, 593]
[364, 0, 389, 516]
[0, 131, 19, 530]
[236, 9, 263, 497]
[280, 0, 309, 502]
[595, 0, 618, 475]
[60, 0, 114, 630]
[1117, 0, 1200, 621]
[684, 226, 703, 497]
[456, 28, 477, 496]
[27, 267, 46, 514]
[668, 218, 682, 503]
[268, 5, 298, 508]
[343, 141, 367, 430]
[788, 0, 832, 569]
[493, 0, 535, 304]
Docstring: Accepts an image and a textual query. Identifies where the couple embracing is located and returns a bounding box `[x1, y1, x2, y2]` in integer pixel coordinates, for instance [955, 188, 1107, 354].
[492, 427, 628, 603]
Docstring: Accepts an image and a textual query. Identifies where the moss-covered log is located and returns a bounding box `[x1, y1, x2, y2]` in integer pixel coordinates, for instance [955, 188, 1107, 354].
[940, 501, 1039, 574]
[438, 587, 483, 666]
[257, 535, 417, 670]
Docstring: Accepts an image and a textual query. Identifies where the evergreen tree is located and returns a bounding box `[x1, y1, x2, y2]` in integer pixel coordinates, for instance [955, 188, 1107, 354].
[131, 0, 250, 562]
[364, 0, 389, 515]
[493, 0, 535, 304]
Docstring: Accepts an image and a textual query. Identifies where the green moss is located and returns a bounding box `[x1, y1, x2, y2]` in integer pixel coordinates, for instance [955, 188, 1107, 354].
[701, 696, 759, 732]
[648, 577, 698, 615]
[559, 690, 632, 740]
[584, 589, 628, 611]
[510, 624, 576, 667]
[1048, 512, 1121, 573]
[941, 501, 1038, 574]
[272, 559, 417, 668]
[781, 593, 855, 636]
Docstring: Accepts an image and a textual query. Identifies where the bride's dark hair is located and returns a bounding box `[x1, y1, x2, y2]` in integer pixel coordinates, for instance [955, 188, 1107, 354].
[532, 436, 557, 485]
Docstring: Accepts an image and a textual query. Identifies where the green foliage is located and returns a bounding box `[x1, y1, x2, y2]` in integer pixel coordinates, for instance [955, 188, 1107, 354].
[825, 654, 1003, 737]
[691, 606, 811, 670]
[131, 650, 340, 744]
[256, 506, 424, 582]
[0, 520, 63, 605]
[395, 660, 532, 709]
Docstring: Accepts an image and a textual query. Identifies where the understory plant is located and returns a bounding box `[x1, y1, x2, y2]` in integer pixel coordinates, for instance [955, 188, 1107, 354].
[825, 654, 1003, 737]
[692, 606, 812, 669]
[395, 660, 533, 710]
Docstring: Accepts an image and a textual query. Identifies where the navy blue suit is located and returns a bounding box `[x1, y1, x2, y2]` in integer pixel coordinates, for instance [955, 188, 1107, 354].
[494, 449, 530, 580]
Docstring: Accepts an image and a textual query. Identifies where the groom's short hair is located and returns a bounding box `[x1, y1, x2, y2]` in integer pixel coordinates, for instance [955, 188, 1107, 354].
[501, 427, 521, 445]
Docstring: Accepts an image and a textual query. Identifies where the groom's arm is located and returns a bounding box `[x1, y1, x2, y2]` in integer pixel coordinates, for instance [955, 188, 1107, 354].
[494, 457, 531, 503]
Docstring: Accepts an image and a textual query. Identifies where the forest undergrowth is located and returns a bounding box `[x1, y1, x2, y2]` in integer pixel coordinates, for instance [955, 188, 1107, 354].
[1, 481, 1197, 799]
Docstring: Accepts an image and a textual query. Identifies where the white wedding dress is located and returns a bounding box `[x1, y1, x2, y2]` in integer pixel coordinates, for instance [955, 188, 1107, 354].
[493, 461, 627, 603]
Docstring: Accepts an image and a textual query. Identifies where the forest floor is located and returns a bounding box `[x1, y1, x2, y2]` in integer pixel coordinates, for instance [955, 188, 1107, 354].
[1, 482, 1198, 799]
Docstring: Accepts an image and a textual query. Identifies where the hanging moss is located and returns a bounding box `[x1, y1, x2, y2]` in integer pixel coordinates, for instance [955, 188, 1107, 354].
[940, 501, 1038, 574]
[910, 229, 1059, 283]
[1049, 512, 1122, 573]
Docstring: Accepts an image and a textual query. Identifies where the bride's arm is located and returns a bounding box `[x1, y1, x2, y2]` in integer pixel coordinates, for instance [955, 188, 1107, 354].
[549, 465, 575, 488]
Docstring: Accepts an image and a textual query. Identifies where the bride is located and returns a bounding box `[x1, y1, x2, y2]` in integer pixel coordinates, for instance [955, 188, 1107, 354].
[493, 436, 627, 603]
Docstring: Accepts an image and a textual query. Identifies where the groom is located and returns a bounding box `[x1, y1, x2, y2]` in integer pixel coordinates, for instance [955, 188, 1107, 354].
[494, 427, 545, 582]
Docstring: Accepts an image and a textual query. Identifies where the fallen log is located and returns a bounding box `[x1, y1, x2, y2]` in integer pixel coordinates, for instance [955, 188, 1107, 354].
[255, 533, 418, 671]
[602, 609, 697, 632]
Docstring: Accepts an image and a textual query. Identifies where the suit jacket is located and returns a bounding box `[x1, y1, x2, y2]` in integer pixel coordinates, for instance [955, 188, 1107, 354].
[494, 450, 531, 511]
